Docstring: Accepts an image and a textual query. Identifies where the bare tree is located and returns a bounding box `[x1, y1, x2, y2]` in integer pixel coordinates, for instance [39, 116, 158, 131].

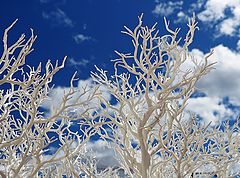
[197, 120, 240, 178]
[91, 14, 240, 178]
[1, 15, 239, 178]
[0, 20, 102, 177]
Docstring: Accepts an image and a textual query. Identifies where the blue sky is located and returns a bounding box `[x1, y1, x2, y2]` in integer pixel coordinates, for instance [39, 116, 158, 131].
[1, 0, 240, 124]
[0, 0, 224, 81]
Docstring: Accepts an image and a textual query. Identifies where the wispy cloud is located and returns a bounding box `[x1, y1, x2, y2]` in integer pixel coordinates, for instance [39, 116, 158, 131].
[42, 8, 74, 28]
[173, 11, 189, 23]
[83, 24, 87, 30]
[73, 34, 93, 44]
[68, 57, 90, 67]
[152, 1, 183, 17]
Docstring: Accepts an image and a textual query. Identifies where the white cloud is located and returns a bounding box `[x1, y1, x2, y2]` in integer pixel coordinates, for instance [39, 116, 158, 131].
[53, 140, 119, 171]
[42, 78, 111, 117]
[195, 45, 240, 104]
[199, 0, 240, 36]
[181, 44, 240, 124]
[189, 0, 205, 12]
[219, 18, 238, 35]
[152, 1, 183, 17]
[197, 0, 230, 22]
[89, 44, 240, 125]
[173, 11, 190, 23]
[85, 140, 119, 169]
[73, 34, 92, 44]
[177, 11, 186, 19]
[42, 8, 74, 28]
[186, 97, 233, 124]
[153, 0, 240, 37]
[68, 57, 90, 67]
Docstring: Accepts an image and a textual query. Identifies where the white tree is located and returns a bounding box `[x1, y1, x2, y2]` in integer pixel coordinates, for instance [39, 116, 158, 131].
[0, 20, 103, 178]
[91, 14, 240, 178]
[0, 15, 239, 178]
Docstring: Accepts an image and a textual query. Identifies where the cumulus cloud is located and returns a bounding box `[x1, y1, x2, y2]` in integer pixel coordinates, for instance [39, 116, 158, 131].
[152, 0, 240, 37]
[151, 0, 240, 123]
[186, 97, 233, 124]
[42, 78, 111, 117]
[42, 8, 74, 28]
[197, 0, 240, 36]
[50, 140, 119, 169]
[195, 45, 240, 104]
[197, 0, 230, 22]
[152, 1, 183, 17]
[85, 140, 119, 169]
[181, 45, 240, 124]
